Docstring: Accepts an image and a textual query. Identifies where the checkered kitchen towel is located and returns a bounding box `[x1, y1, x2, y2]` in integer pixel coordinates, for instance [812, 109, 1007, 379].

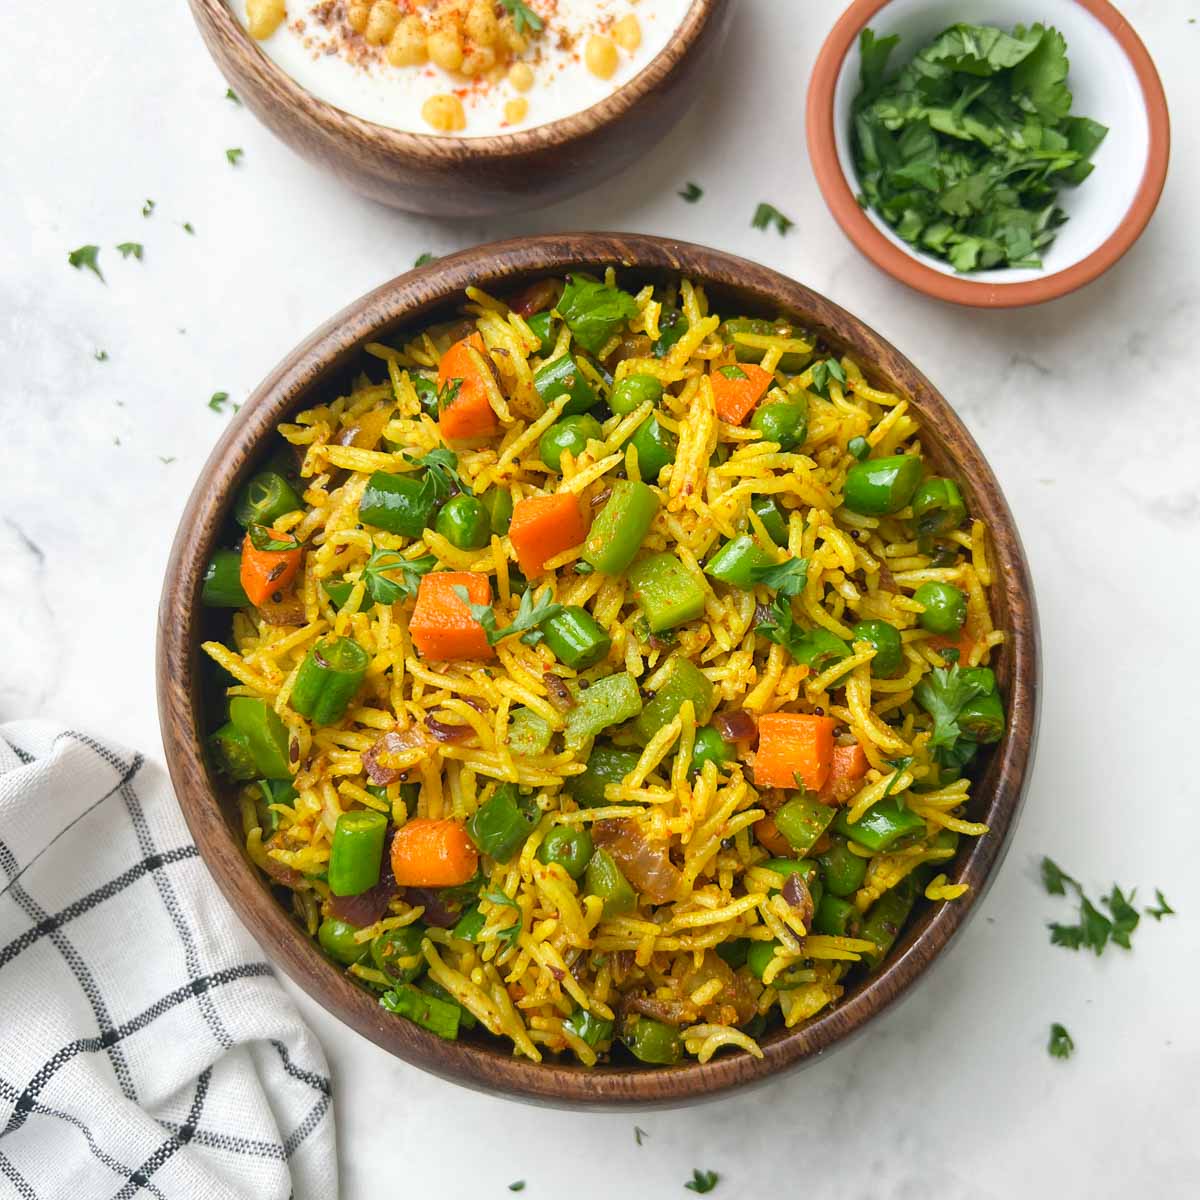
[0, 722, 337, 1199]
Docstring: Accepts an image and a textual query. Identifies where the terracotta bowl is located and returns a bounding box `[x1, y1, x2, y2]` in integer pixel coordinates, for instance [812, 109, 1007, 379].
[806, 0, 1170, 307]
[187, 0, 733, 216]
[157, 233, 1040, 1107]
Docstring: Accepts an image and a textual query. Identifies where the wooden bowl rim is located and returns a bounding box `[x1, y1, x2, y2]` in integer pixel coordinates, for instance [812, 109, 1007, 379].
[157, 232, 1040, 1107]
[190, 0, 721, 159]
[804, 0, 1171, 308]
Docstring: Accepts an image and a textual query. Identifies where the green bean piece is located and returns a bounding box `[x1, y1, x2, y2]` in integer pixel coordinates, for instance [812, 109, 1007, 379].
[201, 549, 250, 607]
[234, 470, 303, 529]
[416, 978, 476, 1030]
[209, 722, 258, 781]
[833, 796, 926, 852]
[721, 317, 812, 372]
[912, 477, 966, 539]
[859, 877, 918, 969]
[534, 353, 597, 417]
[228, 697, 292, 780]
[379, 983, 460, 1040]
[958, 668, 1005, 743]
[815, 894, 862, 938]
[481, 486, 513, 536]
[750, 398, 807, 450]
[290, 636, 370, 726]
[851, 619, 904, 678]
[360, 470, 437, 537]
[690, 727, 734, 777]
[537, 827, 594, 879]
[715, 938, 750, 969]
[629, 415, 677, 482]
[318, 917, 368, 965]
[540, 606, 612, 670]
[818, 839, 869, 897]
[704, 535, 776, 589]
[572, 744, 640, 808]
[539, 414, 602, 473]
[610, 373, 663, 415]
[623, 1016, 682, 1065]
[632, 657, 715, 744]
[583, 480, 659, 575]
[563, 1007, 614, 1049]
[751, 494, 789, 547]
[629, 553, 706, 633]
[526, 310, 555, 356]
[585, 848, 636, 918]
[435, 494, 491, 550]
[842, 455, 923, 515]
[371, 923, 426, 983]
[328, 809, 388, 896]
[506, 707, 553, 757]
[774, 794, 837, 856]
[847, 436, 871, 461]
[563, 673, 643, 748]
[467, 783, 538, 862]
[913, 582, 967, 634]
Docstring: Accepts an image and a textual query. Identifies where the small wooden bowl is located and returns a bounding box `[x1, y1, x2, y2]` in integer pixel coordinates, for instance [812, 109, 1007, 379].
[187, 0, 733, 216]
[158, 233, 1040, 1107]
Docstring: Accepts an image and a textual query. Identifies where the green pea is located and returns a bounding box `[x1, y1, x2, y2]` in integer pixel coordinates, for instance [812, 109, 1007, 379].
[435, 494, 490, 550]
[690, 727, 733, 777]
[851, 619, 904, 677]
[913, 581, 967, 634]
[539, 414, 602, 473]
[749, 398, 807, 450]
[623, 1016, 682, 1065]
[814, 894, 862, 938]
[629, 415, 677, 482]
[817, 838, 868, 898]
[912, 477, 966, 539]
[318, 917, 368, 965]
[610, 373, 664, 415]
[536, 827, 594, 879]
[842, 455, 923, 515]
[746, 940, 777, 981]
[371, 924, 426, 983]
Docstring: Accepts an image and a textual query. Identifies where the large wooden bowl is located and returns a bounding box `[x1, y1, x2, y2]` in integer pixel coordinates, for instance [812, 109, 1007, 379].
[187, 0, 733, 215]
[158, 233, 1039, 1107]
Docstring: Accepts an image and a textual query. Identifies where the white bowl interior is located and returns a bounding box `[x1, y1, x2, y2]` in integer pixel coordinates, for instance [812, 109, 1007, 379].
[832, 0, 1149, 285]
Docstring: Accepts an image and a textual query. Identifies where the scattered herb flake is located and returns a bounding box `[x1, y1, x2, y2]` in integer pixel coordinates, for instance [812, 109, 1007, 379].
[1145, 890, 1175, 921]
[142, 199, 156, 217]
[500, 0, 543, 36]
[1048, 1023, 1074, 1059]
[183, 222, 195, 235]
[1042, 860, 1154, 956]
[116, 241, 144, 261]
[94, 349, 109, 362]
[751, 202, 794, 235]
[208, 391, 231, 412]
[454, 585, 564, 647]
[414, 252, 437, 267]
[746, 555, 809, 597]
[809, 358, 847, 397]
[913, 664, 986, 755]
[678, 181, 703, 203]
[68, 245, 104, 282]
[555, 276, 639, 355]
[508, 1183, 526, 1193]
[225, 87, 241, 103]
[756, 597, 850, 669]
[357, 546, 436, 606]
[404, 446, 469, 504]
[226, 147, 244, 165]
[1040, 856, 1076, 896]
[685, 1169, 719, 1194]
[159, 456, 176, 464]
[634, 1126, 648, 1146]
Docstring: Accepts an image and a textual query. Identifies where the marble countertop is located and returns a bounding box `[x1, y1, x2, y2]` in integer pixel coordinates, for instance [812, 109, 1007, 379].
[3, 1, 1197, 1195]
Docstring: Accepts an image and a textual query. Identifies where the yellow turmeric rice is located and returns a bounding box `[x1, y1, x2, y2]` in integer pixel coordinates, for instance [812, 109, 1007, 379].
[201, 270, 1007, 1067]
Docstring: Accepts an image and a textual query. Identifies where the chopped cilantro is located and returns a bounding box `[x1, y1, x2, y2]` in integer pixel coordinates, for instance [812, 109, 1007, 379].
[208, 391, 232, 412]
[142, 198, 156, 217]
[404, 447, 469, 502]
[809, 358, 847, 397]
[94, 349, 109, 362]
[756, 597, 850, 668]
[913, 664, 986, 757]
[159, 456, 176, 464]
[67, 245, 104, 282]
[653, 308, 689, 358]
[1048, 1023, 1074, 1060]
[1042, 858, 1149, 956]
[116, 242, 143, 261]
[225, 87, 241, 103]
[685, 1169, 719, 1194]
[752, 202, 794, 235]
[555, 276, 639, 355]
[356, 546, 436, 606]
[634, 1126, 648, 1146]
[182, 222, 195, 235]
[500, 0, 543, 35]
[1041, 856, 1075, 896]
[508, 1183, 525, 1193]
[746, 555, 809, 597]
[226, 147, 244, 165]
[453, 585, 563, 647]
[678, 181, 703, 203]
[718, 365, 748, 380]
[1145, 889, 1175, 921]
[247, 524, 301, 552]
[414, 252, 437, 267]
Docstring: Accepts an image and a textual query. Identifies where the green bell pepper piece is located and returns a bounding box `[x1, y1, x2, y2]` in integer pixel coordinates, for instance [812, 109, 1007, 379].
[632, 657, 715, 745]
[506, 707, 553, 756]
[572, 744, 640, 808]
[585, 848, 636, 917]
[629, 553, 706, 633]
[563, 673, 643, 748]
[774, 794, 838, 856]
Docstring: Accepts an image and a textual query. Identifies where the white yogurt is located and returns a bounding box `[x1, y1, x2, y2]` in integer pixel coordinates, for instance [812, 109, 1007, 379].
[236, 0, 696, 136]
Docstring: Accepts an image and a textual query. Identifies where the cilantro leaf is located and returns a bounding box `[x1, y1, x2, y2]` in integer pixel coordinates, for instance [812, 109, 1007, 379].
[913, 665, 985, 753]
[225, 87, 241, 103]
[480, 886, 522, 947]
[500, 0, 543, 36]
[555, 276, 639, 355]
[405, 447, 469, 502]
[226, 147, 244, 165]
[357, 546, 436, 606]
[94, 349, 109, 362]
[182, 222, 195, 235]
[756, 598, 851, 668]
[653, 308, 689, 358]
[634, 1126, 648, 1146]
[414, 252, 437, 267]
[685, 1169, 719, 1194]
[142, 198, 156, 217]
[208, 391, 232, 412]
[1103, 884, 1140, 949]
[1145, 889, 1175, 921]
[116, 242, 144, 261]
[1048, 1023, 1073, 1060]
[434, 377, 462, 414]
[247, 524, 301, 552]
[751, 203, 794, 235]
[508, 1184, 526, 1194]
[746, 555, 808, 598]
[452, 585, 563, 647]
[809, 358, 847, 397]
[68, 245, 104, 282]
[678, 181, 703, 203]
[1040, 857, 1077, 896]
[880, 755, 914, 802]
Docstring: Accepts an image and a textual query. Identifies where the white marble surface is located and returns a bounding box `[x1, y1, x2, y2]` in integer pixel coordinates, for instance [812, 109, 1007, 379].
[3, 1, 1198, 1196]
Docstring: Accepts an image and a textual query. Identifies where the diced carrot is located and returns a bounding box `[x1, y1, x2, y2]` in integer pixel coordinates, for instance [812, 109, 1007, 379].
[929, 629, 975, 663]
[390, 818, 479, 887]
[409, 571, 495, 661]
[820, 742, 869, 804]
[239, 531, 302, 607]
[508, 492, 589, 577]
[438, 332, 500, 441]
[754, 712, 837, 791]
[710, 362, 774, 426]
[753, 813, 793, 857]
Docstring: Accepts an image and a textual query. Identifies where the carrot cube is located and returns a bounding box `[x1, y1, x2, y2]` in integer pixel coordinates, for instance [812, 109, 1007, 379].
[438, 333, 500, 441]
[508, 493, 589, 577]
[408, 571, 495, 661]
[710, 362, 774, 425]
[754, 712, 837, 791]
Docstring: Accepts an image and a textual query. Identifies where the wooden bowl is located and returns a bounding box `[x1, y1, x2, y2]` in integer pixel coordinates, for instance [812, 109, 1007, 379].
[187, 0, 733, 216]
[806, 0, 1170, 307]
[158, 233, 1040, 1107]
